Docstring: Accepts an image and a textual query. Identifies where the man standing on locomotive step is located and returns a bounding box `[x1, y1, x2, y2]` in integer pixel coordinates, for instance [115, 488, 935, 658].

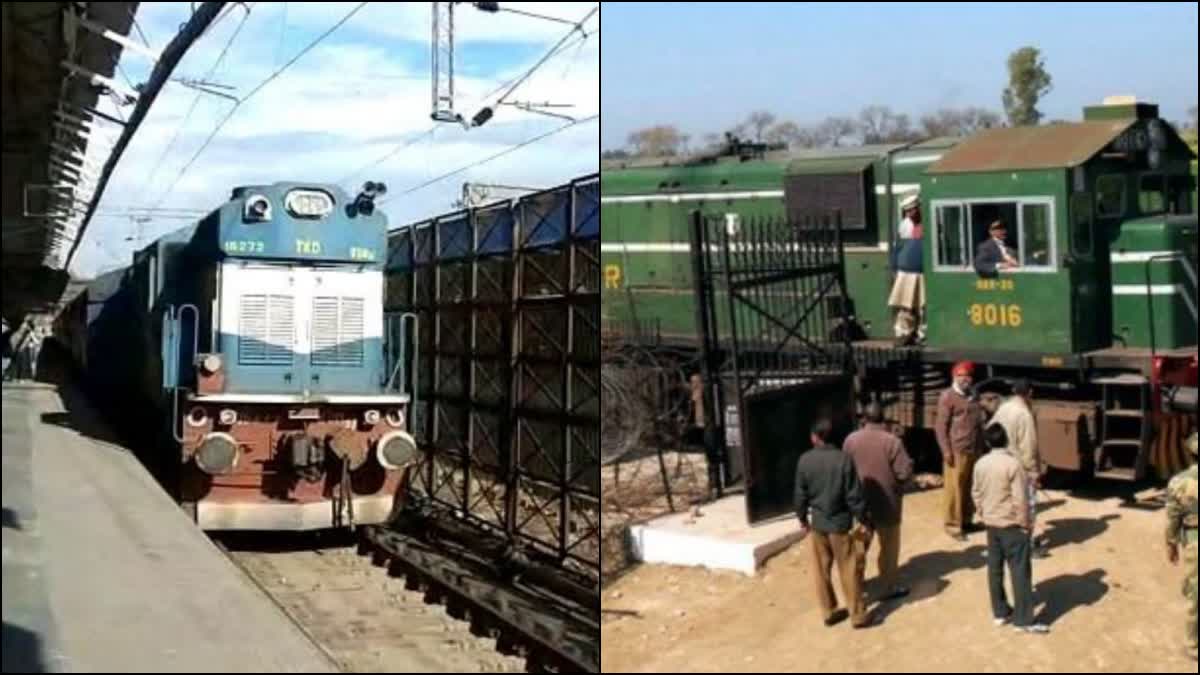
[937, 361, 985, 542]
[888, 194, 926, 345]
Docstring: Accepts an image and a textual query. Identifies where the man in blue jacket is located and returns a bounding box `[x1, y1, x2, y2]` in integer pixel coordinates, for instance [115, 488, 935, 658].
[888, 194, 925, 346]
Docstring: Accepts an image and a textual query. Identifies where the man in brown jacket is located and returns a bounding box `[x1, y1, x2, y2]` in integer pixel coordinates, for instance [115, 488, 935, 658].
[937, 361, 985, 542]
[844, 402, 914, 601]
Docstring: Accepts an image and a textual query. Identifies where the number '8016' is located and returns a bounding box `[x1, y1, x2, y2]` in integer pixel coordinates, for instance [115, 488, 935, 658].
[968, 303, 1022, 327]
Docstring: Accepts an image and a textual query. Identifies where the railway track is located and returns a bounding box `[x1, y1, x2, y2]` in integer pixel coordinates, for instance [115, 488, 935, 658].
[213, 530, 530, 673]
[214, 519, 599, 673]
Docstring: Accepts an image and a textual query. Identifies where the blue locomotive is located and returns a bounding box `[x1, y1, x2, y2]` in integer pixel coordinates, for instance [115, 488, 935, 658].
[57, 181, 418, 530]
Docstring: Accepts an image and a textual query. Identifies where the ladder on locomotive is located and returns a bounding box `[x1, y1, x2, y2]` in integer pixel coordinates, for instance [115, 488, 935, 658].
[1091, 373, 1152, 482]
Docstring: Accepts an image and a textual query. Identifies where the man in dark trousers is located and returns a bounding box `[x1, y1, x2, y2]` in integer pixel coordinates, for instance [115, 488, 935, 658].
[794, 417, 873, 628]
[844, 402, 915, 601]
[973, 423, 1049, 635]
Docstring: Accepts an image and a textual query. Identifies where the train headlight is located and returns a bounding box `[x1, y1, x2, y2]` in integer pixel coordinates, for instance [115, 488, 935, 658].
[218, 408, 238, 425]
[195, 432, 239, 475]
[244, 195, 272, 222]
[376, 430, 418, 470]
[186, 407, 209, 427]
[363, 409, 381, 425]
[201, 354, 223, 374]
[285, 189, 334, 218]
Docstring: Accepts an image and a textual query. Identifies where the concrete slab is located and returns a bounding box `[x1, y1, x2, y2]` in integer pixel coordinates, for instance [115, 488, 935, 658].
[2, 380, 337, 673]
[627, 495, 804, 575]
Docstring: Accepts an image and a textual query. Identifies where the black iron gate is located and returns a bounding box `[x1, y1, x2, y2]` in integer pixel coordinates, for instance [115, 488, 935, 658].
[689, 210, 856, 523]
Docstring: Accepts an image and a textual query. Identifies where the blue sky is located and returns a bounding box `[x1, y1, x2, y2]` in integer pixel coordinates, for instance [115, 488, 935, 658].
[601, 1, 1198, 149]
[74, 2, 598, 277]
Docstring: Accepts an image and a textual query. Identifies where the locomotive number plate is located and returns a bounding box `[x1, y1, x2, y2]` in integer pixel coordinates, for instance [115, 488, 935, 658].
[967, 303, 1022, 327]
[224, 240, 265, 254]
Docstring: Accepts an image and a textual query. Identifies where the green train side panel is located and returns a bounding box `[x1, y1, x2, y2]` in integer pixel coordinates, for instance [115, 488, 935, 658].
[601, 145, 956, 345]
[1110, 216, 1198, 349]
[843, 250, 891, 338]
[923, 169, 1076, 354]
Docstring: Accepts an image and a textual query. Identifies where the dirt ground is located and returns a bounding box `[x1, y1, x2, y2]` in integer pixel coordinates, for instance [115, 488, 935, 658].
[601, 483, 1197, 673]
[602, 451, 710, 579]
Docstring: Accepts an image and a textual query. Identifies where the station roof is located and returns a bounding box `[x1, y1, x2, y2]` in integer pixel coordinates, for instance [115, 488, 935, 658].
[2, 2, 140, 324]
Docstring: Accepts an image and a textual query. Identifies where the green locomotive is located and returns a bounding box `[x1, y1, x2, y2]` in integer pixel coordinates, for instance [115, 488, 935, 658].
[602, 99, 1198, 481]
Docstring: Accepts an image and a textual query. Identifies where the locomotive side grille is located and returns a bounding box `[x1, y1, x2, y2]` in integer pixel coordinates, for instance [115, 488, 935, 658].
[311, 296, 365, 367]
[238, 294, 294, 365]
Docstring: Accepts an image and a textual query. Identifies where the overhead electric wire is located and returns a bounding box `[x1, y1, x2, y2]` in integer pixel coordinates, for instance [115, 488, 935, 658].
[337, 7, 597, 188]
[151, 2, 369, 209]
[137, 4, 253, 209]
[379, 114, 596, 204]
[492, 6, 596, 107]
[62, 1, 227, 270]
[129, 7, 154, 49]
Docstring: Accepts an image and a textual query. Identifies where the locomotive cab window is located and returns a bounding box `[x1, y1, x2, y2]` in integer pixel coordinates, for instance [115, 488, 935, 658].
[933, 197, 1056, 272]
[969, 202, 1019, 258]
[935, 204, 966, 267]
[1096, 174, 1126, 218]
[1166, 175, 1195, 214]
[1138, 174, 1166, 215]
[1020, 203, 1052, 267]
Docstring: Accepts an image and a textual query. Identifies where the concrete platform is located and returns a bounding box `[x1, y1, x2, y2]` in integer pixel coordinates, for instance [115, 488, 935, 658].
[627, 495, 804, 575]
[1, 380, 336, 673]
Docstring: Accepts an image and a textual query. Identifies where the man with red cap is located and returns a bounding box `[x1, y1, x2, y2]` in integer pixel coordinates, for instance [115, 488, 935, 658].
[937, 361, 985, 541]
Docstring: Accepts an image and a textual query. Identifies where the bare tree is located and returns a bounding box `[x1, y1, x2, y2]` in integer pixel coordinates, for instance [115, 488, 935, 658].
[793, 126, 819, 148]
[858, 105, 921, 143]
[626, 125, 685, 156]
[746, 111, 777, 142]
[920, 107, 1002, 137]
[764, 120, 802, 148]
[814, 116, 858, 147]
[858, 105, 891, 144]
[959, 107, 1001, 134]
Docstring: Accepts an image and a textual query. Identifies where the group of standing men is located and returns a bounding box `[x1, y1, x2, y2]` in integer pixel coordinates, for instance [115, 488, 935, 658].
[793, 360, 1051, 633]
[793, 358, 1197, 655]
[938, 360, 1049, 633]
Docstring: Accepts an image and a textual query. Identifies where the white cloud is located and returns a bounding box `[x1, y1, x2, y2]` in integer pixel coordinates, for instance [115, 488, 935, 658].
[70, 2, 597, 277]
[258, 1, 597, 45]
